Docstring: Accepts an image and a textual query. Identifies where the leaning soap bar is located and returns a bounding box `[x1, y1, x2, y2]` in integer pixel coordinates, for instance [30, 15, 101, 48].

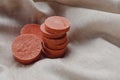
[12, 34, 42, 64]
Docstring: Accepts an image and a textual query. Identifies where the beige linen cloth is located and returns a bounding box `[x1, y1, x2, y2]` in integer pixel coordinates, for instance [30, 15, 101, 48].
[1, 0, 120, 80]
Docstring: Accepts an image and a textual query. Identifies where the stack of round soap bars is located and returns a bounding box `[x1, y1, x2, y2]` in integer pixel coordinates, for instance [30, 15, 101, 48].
[11, 16, 70, 64]
[40, 16, 70, 58]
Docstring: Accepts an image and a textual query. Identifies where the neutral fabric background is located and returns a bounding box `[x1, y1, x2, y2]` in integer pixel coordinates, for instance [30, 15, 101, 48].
[0, 0, 120, 80]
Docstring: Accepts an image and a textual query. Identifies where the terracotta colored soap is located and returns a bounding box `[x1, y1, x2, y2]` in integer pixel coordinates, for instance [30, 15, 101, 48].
[40, 23, 65, 39]
[12, 34, 42, 64]
[43, 43, 66, 56]
[45, 16, 70, 34]
[43, 34, 67, 45]
[42, 47, 65, 58]
[20, 24, 42, 41]
[42, 49, 65, 58]
[44, 39, 69, 50]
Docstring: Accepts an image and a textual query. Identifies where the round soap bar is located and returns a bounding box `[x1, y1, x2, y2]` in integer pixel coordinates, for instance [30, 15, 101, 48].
[44, 39, 69, 50]
[45, 16, 70, 34]
[20, 24, 42, 41]
[43, 34, 67, 45]
[42, 49, 65, 58]
[40, 23, 65, 39]
[43, 43, 66, 56]
[12, 34, 42, 64]
[42, 47, 65, 58]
